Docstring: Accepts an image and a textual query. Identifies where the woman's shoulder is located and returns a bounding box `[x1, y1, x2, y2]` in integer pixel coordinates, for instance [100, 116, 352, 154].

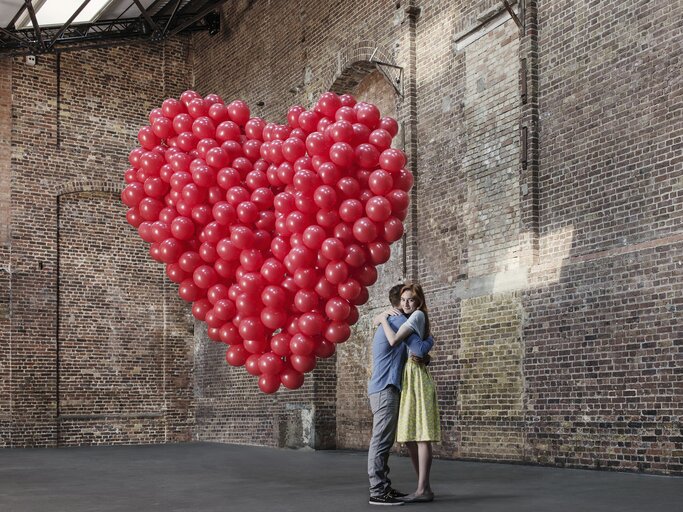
[411, 310, 425, 320]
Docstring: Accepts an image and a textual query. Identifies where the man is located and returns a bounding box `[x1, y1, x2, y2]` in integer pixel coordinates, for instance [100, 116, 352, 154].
[367, 284, 433, 506]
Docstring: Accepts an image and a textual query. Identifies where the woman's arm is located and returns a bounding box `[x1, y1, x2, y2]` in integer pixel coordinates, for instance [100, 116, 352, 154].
[379, 317, 414, 347]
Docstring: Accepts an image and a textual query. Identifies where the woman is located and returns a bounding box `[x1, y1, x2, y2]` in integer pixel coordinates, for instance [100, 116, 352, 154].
[374, 283, 441, 503]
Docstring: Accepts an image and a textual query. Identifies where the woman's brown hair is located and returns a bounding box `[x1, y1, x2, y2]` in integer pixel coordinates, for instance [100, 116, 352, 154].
[401, 283, 430, 338]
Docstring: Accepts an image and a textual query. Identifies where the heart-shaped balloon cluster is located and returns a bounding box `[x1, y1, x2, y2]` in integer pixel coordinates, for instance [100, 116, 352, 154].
[121, 90, 412, 393]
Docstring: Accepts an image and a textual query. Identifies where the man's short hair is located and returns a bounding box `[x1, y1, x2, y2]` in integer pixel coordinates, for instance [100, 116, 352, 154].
[389, 284, 404, 307]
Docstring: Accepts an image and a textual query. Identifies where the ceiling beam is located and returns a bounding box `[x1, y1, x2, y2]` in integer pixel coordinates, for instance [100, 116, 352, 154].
[23, 0, 45, 52]
[133, 0, 161, 35]
[167, 0, 227, 38]
[46, 0, 92, 51]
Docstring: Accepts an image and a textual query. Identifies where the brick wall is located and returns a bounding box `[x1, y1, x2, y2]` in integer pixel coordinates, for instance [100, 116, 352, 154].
[1, 40, 195, 446]
[1, 0, 680, 475]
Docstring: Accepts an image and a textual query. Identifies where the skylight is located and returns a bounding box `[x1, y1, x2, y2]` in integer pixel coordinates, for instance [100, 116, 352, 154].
[18, 0, 114, 29]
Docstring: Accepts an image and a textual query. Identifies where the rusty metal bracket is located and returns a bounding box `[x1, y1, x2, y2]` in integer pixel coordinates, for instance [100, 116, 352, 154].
[503, 0, 523, 30]
[369, 47, 404, 98]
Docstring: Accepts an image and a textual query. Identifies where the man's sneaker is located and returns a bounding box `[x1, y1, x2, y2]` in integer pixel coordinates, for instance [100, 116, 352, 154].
[386, 488, 409, 498]
[369, 493, 405, 506]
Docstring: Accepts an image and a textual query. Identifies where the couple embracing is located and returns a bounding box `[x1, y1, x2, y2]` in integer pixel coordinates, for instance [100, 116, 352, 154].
[367, 283, 441, 506]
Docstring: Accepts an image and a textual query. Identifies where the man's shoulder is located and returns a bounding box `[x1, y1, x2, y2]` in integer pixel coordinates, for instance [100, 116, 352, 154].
[388, 314, 407, 328]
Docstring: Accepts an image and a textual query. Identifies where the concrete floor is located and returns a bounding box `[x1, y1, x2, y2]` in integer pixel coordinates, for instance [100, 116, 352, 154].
[0, 443, 681, 512]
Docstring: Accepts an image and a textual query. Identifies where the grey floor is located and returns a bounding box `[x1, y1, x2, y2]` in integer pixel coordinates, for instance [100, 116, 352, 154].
[0, 443, 681, 512]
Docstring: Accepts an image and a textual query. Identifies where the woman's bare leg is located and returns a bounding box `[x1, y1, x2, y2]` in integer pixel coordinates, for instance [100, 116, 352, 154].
[405, 441, 419, 476]
[415, 441, 433, 495]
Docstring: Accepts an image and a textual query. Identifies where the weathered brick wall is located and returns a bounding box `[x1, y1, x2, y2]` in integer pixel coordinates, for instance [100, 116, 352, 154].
[188, 0, 681, 474]
[0, 56, 12, 445]
[1, 40, 195, 446]
[523, 0, 683, 473]
[1, 0, 680, 476]
[190, 0, 411, 449]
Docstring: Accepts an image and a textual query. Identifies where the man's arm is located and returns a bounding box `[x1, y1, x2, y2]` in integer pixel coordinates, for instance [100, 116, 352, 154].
[404, 333, 434, 357]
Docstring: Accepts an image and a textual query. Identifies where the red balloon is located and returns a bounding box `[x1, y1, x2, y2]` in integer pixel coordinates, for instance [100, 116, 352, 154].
[325, 322, 351, 343]
[315, 339, 336, 358]
[338, 279, 362, 301]
[379, 148, 406, 173]
[261, 307, 287, 329]
[227, 100, 250, 126]
[337, 177, 360, 199]
[368, 128, 393, 151]
[351, 286, 370, 306]
[329, 142, 354, 168]
[294, 289, 319, 313]
[290, 333, 316, 356]
[386, 189, 410, 213]
[226, 345, 248, 366]
[368, 241, 391, 264]
[298, 312, 325, 336]
[280, 367, 304, 389]
[305, 132, 329, 156]
[302, 225, 326, 249]
[339, 199, 364, 223]
[315, 276, 337, 299]
[220, 323, 240, 344]
[325, 297, 351, 321]
[321, 238, 345, 261]
[379, 117, 399, 136]
[355, 143, 380, 169]
[158, 238, 184, 263]
[166, 263, 188, 284]
[245, 117, 265, 139]
[213, 202, 237, 225]
[352, 217, 378, 243]
[335, 106, 357, 123]
[316, 92, 342, 117]
[231, 226, 255, 249]
[214, 299, 237, 321]
[282, 137, 307, 162]
[271, 332, 292, 356]
[260, 258, 286, 284]
[259, 352, 284, 375]
[325, 260, 349, 285]
[126, 207, 143, 228]
[192, 298, 212, 321]
[258, 373, 281, 394]
[365, 196, 392, 222]
[239, 316, 266, 341]
[383, 216, 405, 242]
[368, 170, 394, 195]
[293, 268, 319, 289]
[287, 105, 305, 128]
[298, 110, 320, 132]
[290, 354, 316, 373]
[178, 278, 203, 302]
[138, 126, 160, 149]
[193, 264, 218, 288]
[162, 98, 185, 118]
[327, 120, 354, 142]
[122, 183, 145, 207]
[179, 250, 203, 272]
[245, 354, 262, 376]
[354, 264, 378, 286]
[261, 285, 288, 309]
[207, 283, 230, 304]
[316, 209, 340, 229]
[244, 337, 268, 354]
[234, 290, 261, 316]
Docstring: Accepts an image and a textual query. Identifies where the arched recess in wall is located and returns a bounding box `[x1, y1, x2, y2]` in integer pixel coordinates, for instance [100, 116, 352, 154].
[54, 180, 168, 446]
[328, 48, 407, 451]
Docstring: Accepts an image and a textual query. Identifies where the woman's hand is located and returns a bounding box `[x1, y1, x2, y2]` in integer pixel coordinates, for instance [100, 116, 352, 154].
[373, 307, 401, 326]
